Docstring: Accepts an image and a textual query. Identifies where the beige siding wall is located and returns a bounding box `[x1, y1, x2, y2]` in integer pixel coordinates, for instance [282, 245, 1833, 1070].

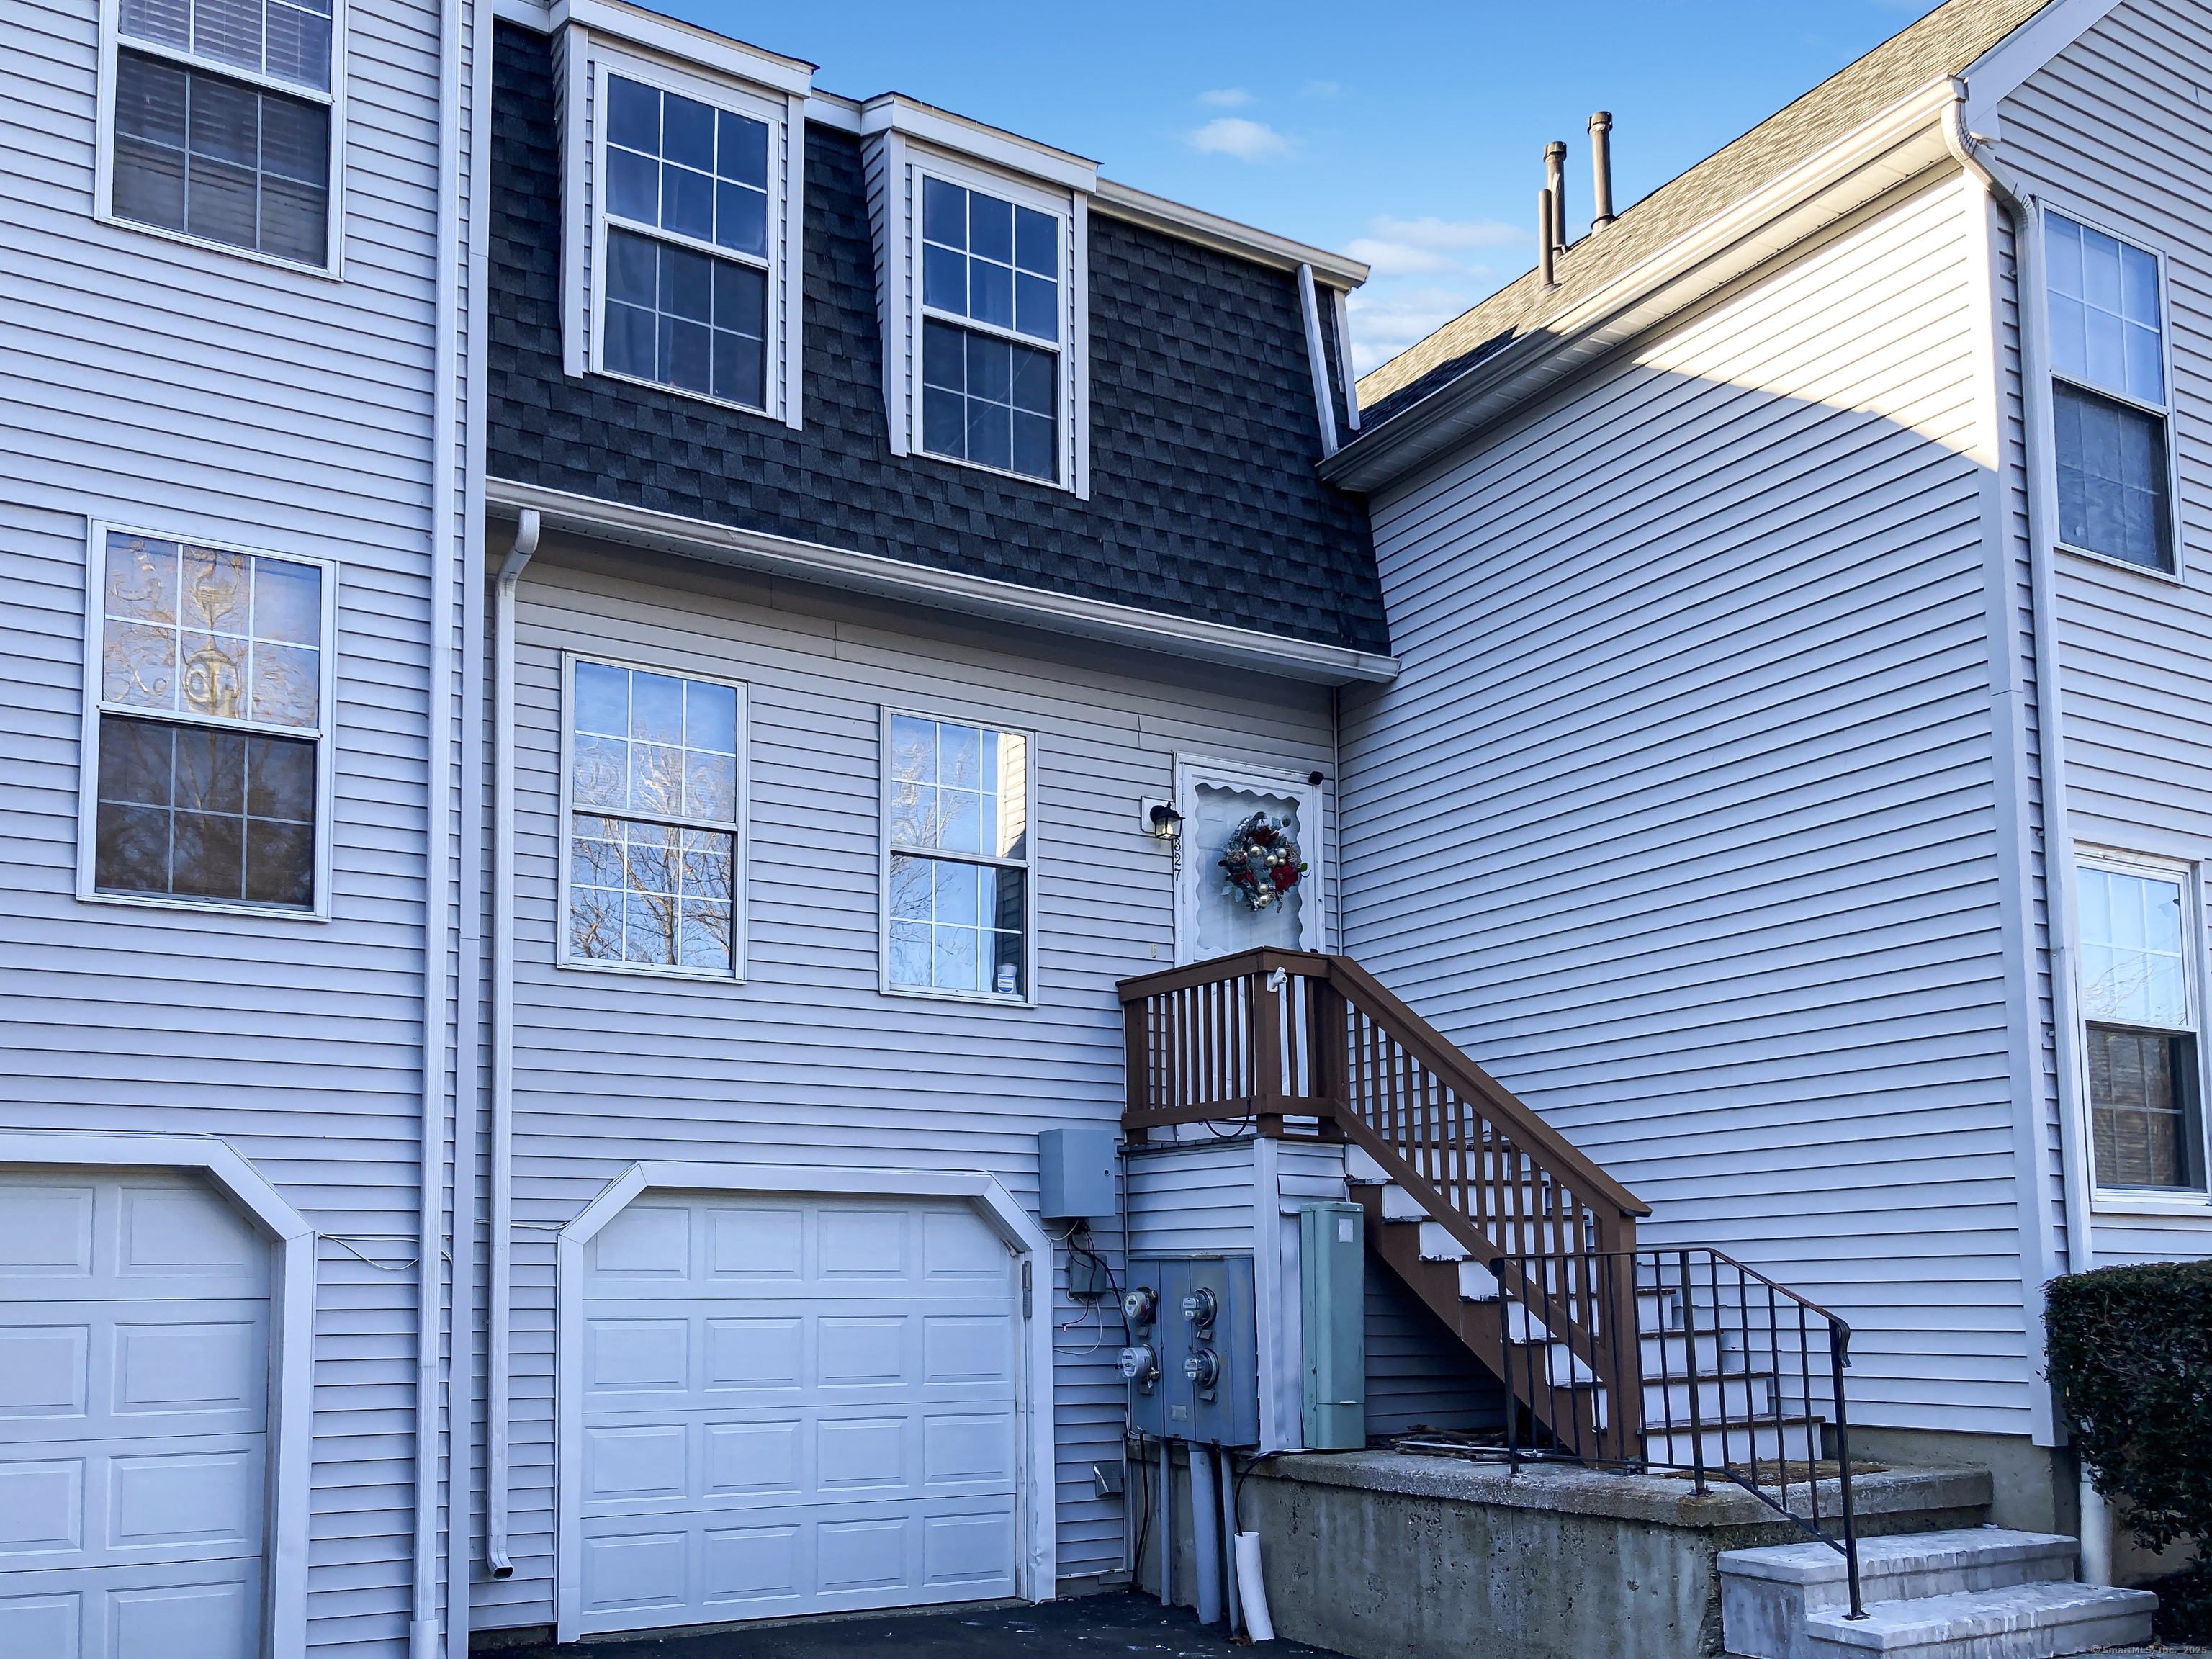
[478, 539, 1337, 1627]
[1998, 0, 2212, 1266]
[1339, 170, 2047, 1434]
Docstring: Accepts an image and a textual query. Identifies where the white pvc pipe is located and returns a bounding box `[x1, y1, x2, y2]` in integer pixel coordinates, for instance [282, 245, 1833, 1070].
[412, 0, 466, 1644]
[485, 508, 538, 1581]
[1188, 1441, 1221, 1624]
[1236, 1532, 1275, 1642]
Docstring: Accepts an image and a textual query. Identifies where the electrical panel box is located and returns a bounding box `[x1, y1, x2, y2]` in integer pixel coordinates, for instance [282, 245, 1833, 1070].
[1120, 1254, 1259, 1447]
[1300, 1201, 1367, 1449]
[1038, 1126, 1118, 1219]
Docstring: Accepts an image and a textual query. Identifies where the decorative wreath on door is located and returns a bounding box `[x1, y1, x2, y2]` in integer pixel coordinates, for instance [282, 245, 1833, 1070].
[1218, 811, 1308, 912]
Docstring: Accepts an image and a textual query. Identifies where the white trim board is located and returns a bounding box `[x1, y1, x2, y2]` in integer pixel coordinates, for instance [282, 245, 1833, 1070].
[0, 1130, 317, 1659]
[552, 1161, 1058, 1642]
[1959, 0, 2127, 132]
[485, 480, 1400, 686]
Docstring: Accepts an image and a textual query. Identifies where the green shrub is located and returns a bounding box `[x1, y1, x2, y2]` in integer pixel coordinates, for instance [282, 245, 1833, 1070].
[2044, 1261, 2212, 1641]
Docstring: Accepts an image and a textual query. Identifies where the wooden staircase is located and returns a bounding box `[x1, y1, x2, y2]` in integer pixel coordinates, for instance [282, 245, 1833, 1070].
[1118, 948, 1857, 1493]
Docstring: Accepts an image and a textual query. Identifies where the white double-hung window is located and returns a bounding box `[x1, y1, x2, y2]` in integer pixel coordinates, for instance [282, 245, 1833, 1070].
[565, 27, 809, 426]
[2046, 211, 2177, 573]
[2077, 854, 2207, 1193]
[101, 0, 342, 269]
[560, 656, 748, 979]
[863, 99, 1092, 495]
[882, 710, 1034, 1002]
[81, 525, 336, 914]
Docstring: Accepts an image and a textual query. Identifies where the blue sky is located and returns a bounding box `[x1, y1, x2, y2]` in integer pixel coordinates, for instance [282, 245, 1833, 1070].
[669, 0, 1946, 376]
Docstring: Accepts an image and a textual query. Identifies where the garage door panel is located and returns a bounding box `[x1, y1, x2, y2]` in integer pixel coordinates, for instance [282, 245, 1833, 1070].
[578, 1495, 1017, 1633]
[581, 1193, 1021, 1634]
[0, 1434, 264, 1572]
[706, 1208, 802, 1280]
[0, 1547, 264, 1658]
[0, 1172, 269, 1659]
[703, 1318, 800, 1390]
[0, 1305, 269, 1443]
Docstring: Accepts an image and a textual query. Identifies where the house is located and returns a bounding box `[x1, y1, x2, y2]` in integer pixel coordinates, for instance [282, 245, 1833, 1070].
[6, 0, 2208, 1651]
[2, 0, 1385, 1648]
[1329, 0, 2211, 1591]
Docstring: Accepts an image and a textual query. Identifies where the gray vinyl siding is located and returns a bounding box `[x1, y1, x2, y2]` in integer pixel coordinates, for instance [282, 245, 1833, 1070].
[1998, 0, 2212, 1265]
[0, 0, 450, 1645]
[1339, 170, 2044, 1436]
[480, 541, 1334, 1629]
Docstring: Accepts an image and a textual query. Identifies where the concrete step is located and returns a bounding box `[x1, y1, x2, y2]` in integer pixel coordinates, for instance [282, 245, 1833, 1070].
[1721, 1530, 2087, 1657]
[1644, 1329, 1723, 1372]
[1800, 1580, 2156, 1658]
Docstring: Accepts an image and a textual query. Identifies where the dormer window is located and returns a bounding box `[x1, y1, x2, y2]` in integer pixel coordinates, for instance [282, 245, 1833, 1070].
[920, 179, 1061, 480]
[863, 104, 1092, 496]
[601, 74, 771, 409]
[561, 28, 809, 428]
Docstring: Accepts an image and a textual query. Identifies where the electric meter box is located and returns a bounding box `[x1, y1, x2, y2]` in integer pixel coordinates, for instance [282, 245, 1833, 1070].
[1122, 1254, 1258, 1447]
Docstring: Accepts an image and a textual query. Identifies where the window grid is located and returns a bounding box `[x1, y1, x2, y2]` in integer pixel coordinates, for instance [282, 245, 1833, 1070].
[564, 658, 746, 979]
[594, 67, 778, 415]
[915, 171, 1065, 484]
[2046, 211, 2175, 573]
[884, 711, 1033, 1002]
[2077, 859, 2208, 1194]
[85, 528, 331, 914]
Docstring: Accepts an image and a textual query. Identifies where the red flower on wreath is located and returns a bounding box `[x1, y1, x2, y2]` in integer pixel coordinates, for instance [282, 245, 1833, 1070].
[1218, 811, 1308, 913]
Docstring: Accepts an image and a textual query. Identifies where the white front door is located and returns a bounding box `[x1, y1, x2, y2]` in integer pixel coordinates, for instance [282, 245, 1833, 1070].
[1175, 758, 1326, 963]
[577, 1192, 1021, 1635]
[0, 1171, 271, 1659]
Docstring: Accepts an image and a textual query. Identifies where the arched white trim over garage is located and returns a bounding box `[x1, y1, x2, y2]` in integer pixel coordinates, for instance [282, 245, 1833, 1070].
[553, 1163, 1056, 1644]
[0, 1130, 316, 1658]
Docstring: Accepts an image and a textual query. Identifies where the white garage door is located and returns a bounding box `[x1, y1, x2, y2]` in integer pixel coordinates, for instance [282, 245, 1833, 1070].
[0, 1171, 271, 1659]
[578, 1192, 1021, 1635]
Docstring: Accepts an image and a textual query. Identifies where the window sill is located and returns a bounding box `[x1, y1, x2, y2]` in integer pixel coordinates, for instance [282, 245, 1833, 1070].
[558, 954, 747, 986]
[2090, 1189, 2212, 1218]
[912, 446, 1069, 495]
[881, 981, 1037, 1010]
[77, 888, 328, 923]
[588, 361, 778, 424]
[96, 208, 342, 284]
[2054, 539, 2185, 585]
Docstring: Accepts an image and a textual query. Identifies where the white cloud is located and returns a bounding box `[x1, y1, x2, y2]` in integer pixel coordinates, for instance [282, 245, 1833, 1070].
[1187, 117, 1294, 162]
[1197, 87, 1254, 107]
[1345, 284, 1488, 374]
[1364, 214, 1530, 253]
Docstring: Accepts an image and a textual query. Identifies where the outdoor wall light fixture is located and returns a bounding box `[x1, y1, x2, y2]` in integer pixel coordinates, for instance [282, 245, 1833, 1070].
[1144, 803, 1184, 840]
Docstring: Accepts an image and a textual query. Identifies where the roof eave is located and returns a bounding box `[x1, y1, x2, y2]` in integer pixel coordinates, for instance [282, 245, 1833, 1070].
[1322, 76, 1962, 494]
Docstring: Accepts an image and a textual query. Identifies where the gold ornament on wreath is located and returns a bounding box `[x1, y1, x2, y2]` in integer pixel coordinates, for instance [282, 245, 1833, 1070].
[1218, 811, 1308, 912]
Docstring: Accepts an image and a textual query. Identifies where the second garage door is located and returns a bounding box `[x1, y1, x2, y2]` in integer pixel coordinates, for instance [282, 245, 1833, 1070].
[577, 1192, 1022, 1635]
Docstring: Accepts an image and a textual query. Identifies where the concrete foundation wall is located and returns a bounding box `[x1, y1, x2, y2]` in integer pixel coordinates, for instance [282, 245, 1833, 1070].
[1228, 1452, 1993, 1659]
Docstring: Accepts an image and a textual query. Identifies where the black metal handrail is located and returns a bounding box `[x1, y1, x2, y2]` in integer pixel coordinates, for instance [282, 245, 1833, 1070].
[1492, 1246, 1865, 1619]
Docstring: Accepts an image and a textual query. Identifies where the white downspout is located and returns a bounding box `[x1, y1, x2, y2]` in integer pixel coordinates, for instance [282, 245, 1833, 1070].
[1296, 263, 1340, 459]
[413, 0, 467, 1646]
[1943, 92, 2105, 1583]
[446, 0, 497, 1647]
[486, 507, 538, 1581]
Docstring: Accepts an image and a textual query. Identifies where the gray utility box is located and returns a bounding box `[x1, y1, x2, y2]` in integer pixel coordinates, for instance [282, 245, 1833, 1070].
[1123, 1254, 1259, 1447]
[1299, 1201, 1366, 1449]
[1038, 1125, 1118, 1220]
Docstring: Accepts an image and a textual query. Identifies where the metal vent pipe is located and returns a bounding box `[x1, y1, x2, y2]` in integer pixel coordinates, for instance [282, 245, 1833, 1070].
[1590, 111, 1615, 227]
[1538, 189, 1557, 287]
[1543, 140, 1567, 251]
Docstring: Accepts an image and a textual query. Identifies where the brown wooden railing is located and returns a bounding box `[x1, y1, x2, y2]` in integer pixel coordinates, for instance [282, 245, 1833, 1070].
[1117, 948, 1650, 1447]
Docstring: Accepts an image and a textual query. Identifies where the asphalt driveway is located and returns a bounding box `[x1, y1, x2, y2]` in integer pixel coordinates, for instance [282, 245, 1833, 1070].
[485, 1594, 1347, 1658]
